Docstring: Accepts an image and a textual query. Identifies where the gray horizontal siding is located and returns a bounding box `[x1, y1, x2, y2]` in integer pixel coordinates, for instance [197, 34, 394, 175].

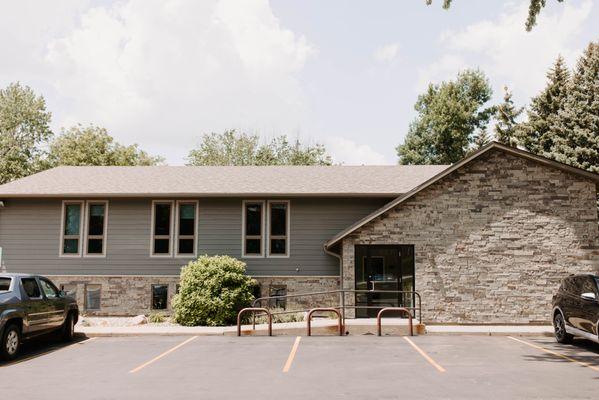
[0, 197, 388, 276]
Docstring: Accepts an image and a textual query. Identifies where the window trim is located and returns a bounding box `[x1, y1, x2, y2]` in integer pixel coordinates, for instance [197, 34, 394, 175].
[84, 200, 109, 257]
[174, 200, 199, 258]
[59, 200, 84, 257]
[150, 200, 175, 257]
[241, 200, 266, 258]
[266, 200, 290, 258]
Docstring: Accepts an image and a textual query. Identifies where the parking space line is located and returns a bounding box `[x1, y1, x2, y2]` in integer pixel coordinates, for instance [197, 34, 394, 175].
[1, 337, 98, 368]
[129, 336, 198, 374]
[403, 336, 446, 373]
[507, 336, 599, 372]
[283, 336, 302, 373]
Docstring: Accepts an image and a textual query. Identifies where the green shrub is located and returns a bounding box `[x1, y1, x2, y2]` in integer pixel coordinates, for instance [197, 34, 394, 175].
[148, 312, 166, 323]
[172, 255, 256, 326]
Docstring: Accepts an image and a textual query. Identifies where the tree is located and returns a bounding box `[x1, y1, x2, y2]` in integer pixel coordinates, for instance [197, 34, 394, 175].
[0, 82, 52, 184]
[473, 128, 491, 150]
[425, 0, 564, 31]
[46, 124, 164, 167]
[396, 69, 494, 164]
[547, 42, 598, 173]
[517, 55, 570, 154]
[187, 130, 332, 166]
[494, 86, 523, 147]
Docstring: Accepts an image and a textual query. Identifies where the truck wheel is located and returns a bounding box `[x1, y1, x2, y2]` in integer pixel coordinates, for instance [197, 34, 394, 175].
[1, 324, 21, 361]
[61, 313, 75, 342]
[553, 312, 573, 344]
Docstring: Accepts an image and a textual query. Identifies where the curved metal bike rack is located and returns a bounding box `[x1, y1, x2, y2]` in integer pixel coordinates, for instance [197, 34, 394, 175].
[376, 307, 413, 336]
[306, 308, 344, 336]
[237, 307, 272, 336]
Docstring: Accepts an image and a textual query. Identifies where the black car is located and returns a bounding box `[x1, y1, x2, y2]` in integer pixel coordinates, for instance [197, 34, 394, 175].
[0, 274, 79, 360]
[552, 274, 599, 344]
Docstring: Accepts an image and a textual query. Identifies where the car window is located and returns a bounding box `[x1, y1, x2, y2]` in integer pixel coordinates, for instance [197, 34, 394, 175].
[595, 277, 599, 292]
[579, 276, 598, 295]
[0, 278, 11, 291]
[22, 278, 41, 298]
[562, 277, 575, 294]
[39, 278, 60, 299]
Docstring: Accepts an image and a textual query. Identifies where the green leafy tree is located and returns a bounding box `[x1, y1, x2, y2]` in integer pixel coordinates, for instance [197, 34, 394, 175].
[547, 42, 598, 173]
[187, 130, 332, 166]
[46, 124, 164, 167]
[397, 69, 494, 164]
[426, 0, 564, 31]
[494, 86, 524, 147]
[0, 82, 52, 184]
[517, 55, 571, 154]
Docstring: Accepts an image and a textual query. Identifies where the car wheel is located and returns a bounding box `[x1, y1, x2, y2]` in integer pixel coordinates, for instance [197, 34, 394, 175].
[553, 312, 573, 344]
[0, 324, 21, 361]
[61, 312, 75, 342]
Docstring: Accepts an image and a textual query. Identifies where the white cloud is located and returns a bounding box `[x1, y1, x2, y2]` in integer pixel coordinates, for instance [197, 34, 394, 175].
[417, 0, 592, 100]
[36, 0, 315, 163]
[373, 43, 400, 65]
[324, 136, 389, 165]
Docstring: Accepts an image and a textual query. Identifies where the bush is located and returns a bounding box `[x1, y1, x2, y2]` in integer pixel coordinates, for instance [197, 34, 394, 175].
[148, 312, 166, 323]
[172, 255, 256, 326]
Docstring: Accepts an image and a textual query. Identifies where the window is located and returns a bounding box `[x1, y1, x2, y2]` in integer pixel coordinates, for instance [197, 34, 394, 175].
[151, 201, 174, 256]
[61, 284, 78, 299]
[243, 201, 264, 257]
[85, 201, 108, 256]
[269, 285, 287, 309]
[268, 201, 289, 257]
[176, 201, 198, 256]
[152, 284, 168, 310]
[61, 201, 83, 256]
[85, 284, 101, 310]
[0, 278, 11, 291]
[22, 278, 41, 298]
[39, 278, 60, 299]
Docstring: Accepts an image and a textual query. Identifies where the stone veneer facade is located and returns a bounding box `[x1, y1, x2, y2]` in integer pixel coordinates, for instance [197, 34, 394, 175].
[49, 275, 340, 316]
[341, 149, 599, 324]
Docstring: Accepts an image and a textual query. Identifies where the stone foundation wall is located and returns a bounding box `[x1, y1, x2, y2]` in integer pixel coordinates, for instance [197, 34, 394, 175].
[48, 275, 340, 316]
[342, 149, 599, 324]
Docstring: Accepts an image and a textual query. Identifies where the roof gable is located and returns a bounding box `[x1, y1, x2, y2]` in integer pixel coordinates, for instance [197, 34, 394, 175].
[324, 142, 599, 250]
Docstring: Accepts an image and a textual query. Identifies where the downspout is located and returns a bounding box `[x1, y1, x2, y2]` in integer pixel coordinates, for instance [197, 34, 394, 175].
[323, 242, 345, 325]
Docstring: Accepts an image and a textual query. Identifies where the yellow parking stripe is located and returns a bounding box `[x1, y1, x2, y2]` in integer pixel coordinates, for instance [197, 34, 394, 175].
[283, 336, 302, 373]
[403, 336, 446, 373]
[129, 336, 198, 373]
[507, 336, 599, 372]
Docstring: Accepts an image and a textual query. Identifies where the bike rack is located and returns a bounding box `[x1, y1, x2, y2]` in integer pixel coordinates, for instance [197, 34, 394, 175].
[377, 307, 413, 336]
[306, 308, 343, 336]
[237, 307, 272, 336]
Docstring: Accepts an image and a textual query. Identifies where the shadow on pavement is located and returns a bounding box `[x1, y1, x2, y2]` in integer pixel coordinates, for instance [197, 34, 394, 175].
[0, 333, 90, 367]
[521, 338, 599, 370]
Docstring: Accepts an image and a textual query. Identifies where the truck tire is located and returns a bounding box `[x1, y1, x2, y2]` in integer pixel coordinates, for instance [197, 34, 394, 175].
[0, 323, 21, 361]
[61, 312, 75, 342]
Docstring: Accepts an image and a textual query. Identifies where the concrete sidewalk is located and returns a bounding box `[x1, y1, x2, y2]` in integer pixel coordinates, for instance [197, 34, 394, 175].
[75, 319, 554, 337]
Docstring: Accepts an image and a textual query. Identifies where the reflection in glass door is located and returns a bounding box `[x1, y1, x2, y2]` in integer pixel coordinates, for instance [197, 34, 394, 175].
[355, 245, 414, 318]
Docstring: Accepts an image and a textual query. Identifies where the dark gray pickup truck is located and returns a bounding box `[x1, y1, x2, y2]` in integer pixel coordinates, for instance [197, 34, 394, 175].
[0, 273, 79, 360]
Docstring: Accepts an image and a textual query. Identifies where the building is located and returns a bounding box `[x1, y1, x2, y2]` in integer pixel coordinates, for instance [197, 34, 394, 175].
[0, 142, 597, 323]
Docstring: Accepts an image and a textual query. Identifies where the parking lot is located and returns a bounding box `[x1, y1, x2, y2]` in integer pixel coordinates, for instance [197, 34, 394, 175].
[1, 334, 598, 399]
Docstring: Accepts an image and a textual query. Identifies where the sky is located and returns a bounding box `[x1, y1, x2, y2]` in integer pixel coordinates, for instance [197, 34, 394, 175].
[0, 0, 597, 165]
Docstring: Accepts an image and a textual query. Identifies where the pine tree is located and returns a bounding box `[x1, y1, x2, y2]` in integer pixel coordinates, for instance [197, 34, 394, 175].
[548, 42, 599, 173]
[517, 55, 570, 154]
[494, 86, 523, 147]
[473, 129, 490, 149]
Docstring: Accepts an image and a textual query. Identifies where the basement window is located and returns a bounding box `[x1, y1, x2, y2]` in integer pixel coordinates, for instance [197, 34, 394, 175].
[152, 284, 168, 310]
[85, 284, 101, 310]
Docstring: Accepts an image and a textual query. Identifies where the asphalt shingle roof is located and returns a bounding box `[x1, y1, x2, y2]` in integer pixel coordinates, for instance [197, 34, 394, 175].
[0, 165, 449, 197]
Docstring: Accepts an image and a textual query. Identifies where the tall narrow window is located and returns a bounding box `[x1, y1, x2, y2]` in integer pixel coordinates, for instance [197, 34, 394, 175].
[243, 201, 264, 256]
[176, 201, 197, 256]
[61, 201, 83, 256]
[268, 201, 289, 256]
[85, 201, 108, 256]
[152, 201, 173, 256]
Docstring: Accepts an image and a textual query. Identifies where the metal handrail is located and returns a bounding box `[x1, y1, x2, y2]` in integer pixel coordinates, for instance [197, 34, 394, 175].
[237, 307, 272, 336]
[377, 307, 413, 336]
[306, 308, 343, 336]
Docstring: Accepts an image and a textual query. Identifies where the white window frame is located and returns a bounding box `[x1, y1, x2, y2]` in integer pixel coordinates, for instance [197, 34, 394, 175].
[150, 200, 175, 257]
[84, 200, 109, 257]
[241, 200, 266, 258]
[59, 200, 84, 257]
[266, 200, 290, 258]
[175, 200, 199, 258]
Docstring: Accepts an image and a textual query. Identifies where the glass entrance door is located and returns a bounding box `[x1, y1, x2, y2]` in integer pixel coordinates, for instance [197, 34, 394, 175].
[355, 245, 414, 318]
